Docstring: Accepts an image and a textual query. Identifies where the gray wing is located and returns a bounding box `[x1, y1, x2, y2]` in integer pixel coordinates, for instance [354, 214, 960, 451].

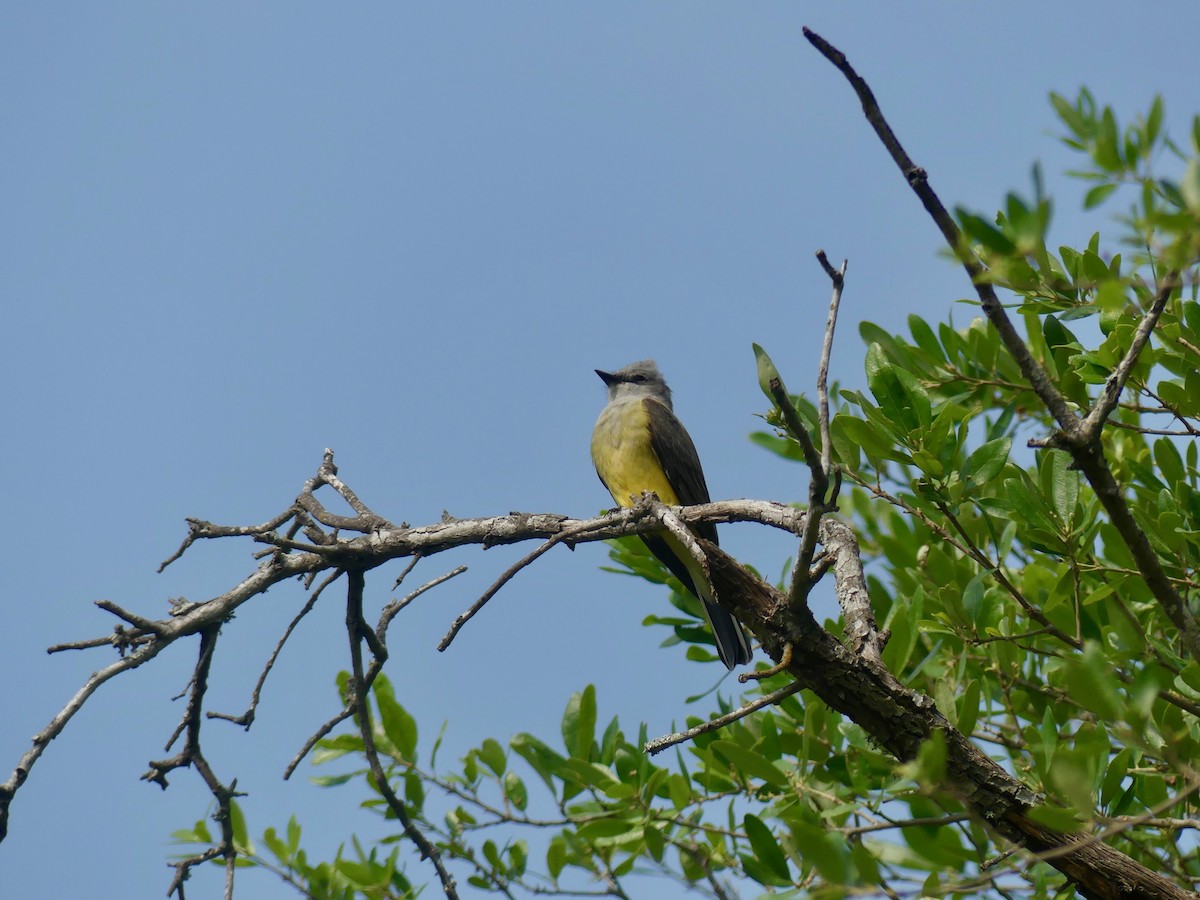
[644, 398, 717, 546]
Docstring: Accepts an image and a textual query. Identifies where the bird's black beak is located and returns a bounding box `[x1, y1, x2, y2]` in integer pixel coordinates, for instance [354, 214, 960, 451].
[595, 369, 618, 386]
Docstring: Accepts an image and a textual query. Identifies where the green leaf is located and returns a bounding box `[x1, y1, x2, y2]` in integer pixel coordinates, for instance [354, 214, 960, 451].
[956, 679, 981, 737]
[503, 771, 528, 811]
[790, 822, 851, 884]
[1050, 91, 1087, 140]
[710, 740, 791, 787]
[561, 758, 622, 792]
[287, 816, 300, 853]
[510, 733, 569, 791]
[963, 436, 1012, 487]
[908, 314, 946, 363]
[262, 827, 288, 864]
[1027, 804, 1085, 832]
[1064, 642, 1123, 721]
[575, 816, 637, 841]
[961, 571, 989, 628]
[1044, 450, 1079, 528]
[1183, 158, 1200, 213]
[644, 823, 665, 862]
[881, 602, 916, 673]
[404, 770, 425, 810]
[1094, 106, 1122, 170]
[1083, 182, 1118, 209]
[309, 772, 357, 787]
[903, 730, 948, 787]
[957, 208, 1017, 254]
[1145, 95, 1164, 146]
[373, 674, 418, 762]
[229, 800, 250, 852]
[850, 839, 882, 884]
[1101, 748, 1134, 808]
[753, 343, 786, 403]
[171, 818, 212, 845]
[478, 738, 506, 777]
[546, 836, 567, 880]
[743, 814, 791, 881]
[749, 430, 805, 463]
[831, 413, 906, 464]
[865, 343, 931, 432]
[1155, 436, 1185, 487]
[562, 685, 597, 760]
[1048, 748, 1099, 816]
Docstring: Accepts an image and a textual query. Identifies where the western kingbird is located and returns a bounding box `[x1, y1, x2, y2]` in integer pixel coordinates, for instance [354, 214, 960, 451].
[591, 359, 753, 669]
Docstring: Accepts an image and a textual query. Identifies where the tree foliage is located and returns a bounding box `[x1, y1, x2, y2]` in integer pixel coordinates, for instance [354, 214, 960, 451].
[167, 78, 1200, 899]
[5, 31, 1200, 900]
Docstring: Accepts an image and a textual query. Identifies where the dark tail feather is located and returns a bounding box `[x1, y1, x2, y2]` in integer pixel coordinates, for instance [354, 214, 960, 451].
[640, 533, 753, 669]
[704, 599, 753, 670]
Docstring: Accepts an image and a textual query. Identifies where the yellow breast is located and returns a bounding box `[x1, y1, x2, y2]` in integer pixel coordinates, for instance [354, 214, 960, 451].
[591, 397, 680, 507]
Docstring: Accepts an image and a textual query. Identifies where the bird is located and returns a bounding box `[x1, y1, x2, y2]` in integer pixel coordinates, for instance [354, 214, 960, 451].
[590, 359, 753, 669]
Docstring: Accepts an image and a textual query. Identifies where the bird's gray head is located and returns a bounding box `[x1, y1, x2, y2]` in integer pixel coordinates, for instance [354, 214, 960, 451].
[595, 359, 673, 408]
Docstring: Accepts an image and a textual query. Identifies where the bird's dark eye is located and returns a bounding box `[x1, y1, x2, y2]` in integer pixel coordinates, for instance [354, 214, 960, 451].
[631, 374, 648, 384]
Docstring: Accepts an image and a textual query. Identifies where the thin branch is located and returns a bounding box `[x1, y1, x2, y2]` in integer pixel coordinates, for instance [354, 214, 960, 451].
[392, 555, 421, 590]
[815, 249, 847, 479]
[159, 510, 297, 572]
[839, 813, 971, 836]
[643, 680, 805, 755]
[382, 565, 468, 626]
[286, 565, 468, 779]
[802, 26, 1078, 433]
[1081, 273, 1178, 440]
[438, 517, 612, 651]
[152, 626, 241, 900]
[767, 375, 828, 607]
[769, 376, 823, 476]
[772, 253, 847, 614]
[345, 570, 459, 900]
[284, 707, 354, 782]
[95, 600, 164, 634]
[47, 628, 153, 655]
[0, 637, 167, 841]
[208, 569, 345, 729]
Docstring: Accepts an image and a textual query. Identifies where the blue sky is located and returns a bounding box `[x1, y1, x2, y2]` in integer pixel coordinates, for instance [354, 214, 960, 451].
[3, 4, 1199, 897]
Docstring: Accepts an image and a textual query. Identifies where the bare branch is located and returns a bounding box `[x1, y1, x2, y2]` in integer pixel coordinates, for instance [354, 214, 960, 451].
[814, 249, 847, 479]
[644, 680, 805, 755]
[284, 707, 354, 782]
[144, 626, 243, 899]
[95, 600, 164, 634]
[345, 570, 459, 899]
[0, 637, 167, 841]
[382, 565, 468, 625]
[438, 516, 612, 651]
[286, 564, 467, 779]
[208, 568, 344, 729]
[770, 254, 847, 614]
[159, 510, 297, 572]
